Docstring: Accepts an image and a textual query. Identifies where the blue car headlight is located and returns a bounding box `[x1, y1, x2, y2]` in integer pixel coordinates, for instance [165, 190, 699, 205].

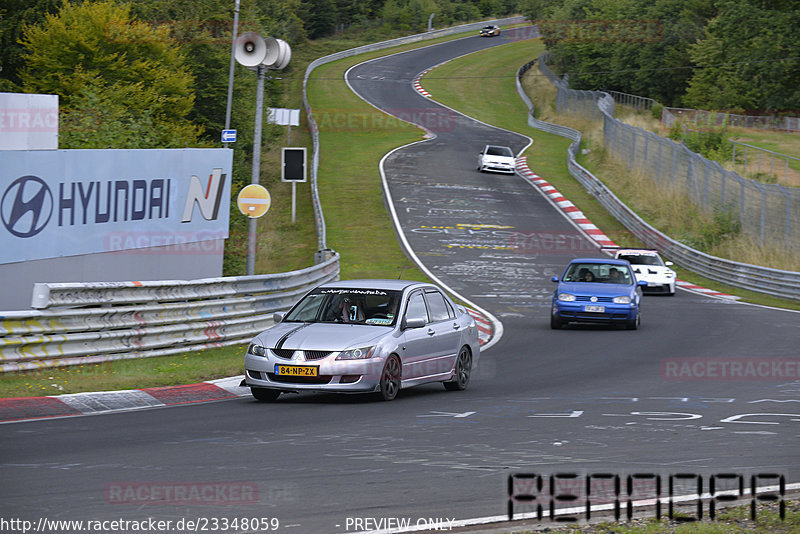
[557, 293, 576, 302]
[336, 346, 376, 360]
[248, 343, 267, 357]
[613, 296, 632, 304]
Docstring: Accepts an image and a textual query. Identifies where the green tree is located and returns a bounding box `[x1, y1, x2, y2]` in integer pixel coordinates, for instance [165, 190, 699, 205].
[0, 0, 61, 90]
[301, 0, 338, 38]
[540, 0, 714, 106]
[19, 0, 202, 148]
[684, 0, 800, 111]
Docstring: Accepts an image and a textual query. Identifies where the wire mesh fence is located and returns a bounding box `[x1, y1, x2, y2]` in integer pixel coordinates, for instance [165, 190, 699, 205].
[538, 53, 799, 254]
[662, 107, 800, 133]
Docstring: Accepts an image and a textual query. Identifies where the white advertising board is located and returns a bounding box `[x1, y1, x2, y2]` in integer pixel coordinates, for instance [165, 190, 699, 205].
[0, 148, 233, 264]
[0, 92, 59, 150]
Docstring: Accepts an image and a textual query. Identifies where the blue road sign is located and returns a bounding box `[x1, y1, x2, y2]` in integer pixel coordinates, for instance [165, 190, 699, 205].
[221, 129, 237, 143]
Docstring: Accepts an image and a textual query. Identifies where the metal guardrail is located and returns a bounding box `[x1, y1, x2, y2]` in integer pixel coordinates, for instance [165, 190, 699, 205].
[517, 58, 800, 301]
[303, 16, 527, 253]
[0, 254, 340, 372]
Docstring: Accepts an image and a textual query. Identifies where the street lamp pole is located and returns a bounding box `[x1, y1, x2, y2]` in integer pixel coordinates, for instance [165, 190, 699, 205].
[223, 0, 241, 147]
[247, 64, 267, 275]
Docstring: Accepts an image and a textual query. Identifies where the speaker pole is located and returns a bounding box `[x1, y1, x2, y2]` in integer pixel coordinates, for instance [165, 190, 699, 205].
[247, 64, 267, 276]
[224, 0, 241, 147]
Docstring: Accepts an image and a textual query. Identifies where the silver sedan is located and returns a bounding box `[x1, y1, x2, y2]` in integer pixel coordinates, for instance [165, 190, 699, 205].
[244, 279, 480, 401]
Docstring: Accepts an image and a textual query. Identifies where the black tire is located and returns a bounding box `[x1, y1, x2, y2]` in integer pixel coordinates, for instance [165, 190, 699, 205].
[626, 310, 640, 330]
[251, 388, 281, 402]
[550, 313, 563, 329]
[378, 355, 402, 401]
[444, 346, 472, 391]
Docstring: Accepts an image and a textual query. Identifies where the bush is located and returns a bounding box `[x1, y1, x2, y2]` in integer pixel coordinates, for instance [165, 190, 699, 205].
[650, 102, 663, 121]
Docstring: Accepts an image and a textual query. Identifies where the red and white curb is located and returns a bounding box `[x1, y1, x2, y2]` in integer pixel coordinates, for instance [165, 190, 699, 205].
[675, 280, 739, 299]
[413, 67, 434, 98]
[466, 308, 493, 346]
[0, 377, 250, 424]
[516, 157, 618, 248]
[515, 157, 740, 300]
[413, 58, 458, 99]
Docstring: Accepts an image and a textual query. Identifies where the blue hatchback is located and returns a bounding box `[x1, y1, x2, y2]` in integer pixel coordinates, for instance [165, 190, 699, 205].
[550, 258, 647, 330]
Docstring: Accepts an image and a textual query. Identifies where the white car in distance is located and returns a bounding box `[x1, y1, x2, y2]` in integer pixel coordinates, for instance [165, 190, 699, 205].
[614, 249, 676, 295]
[477, 145, 515, 174]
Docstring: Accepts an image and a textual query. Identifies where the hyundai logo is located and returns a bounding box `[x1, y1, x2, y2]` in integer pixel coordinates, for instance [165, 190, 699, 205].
[1, 176, 53, 238]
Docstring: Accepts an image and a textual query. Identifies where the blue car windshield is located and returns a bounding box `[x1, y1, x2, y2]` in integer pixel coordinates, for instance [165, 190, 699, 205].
[563, 263, 633, 284]
[284, 288, 402, 326]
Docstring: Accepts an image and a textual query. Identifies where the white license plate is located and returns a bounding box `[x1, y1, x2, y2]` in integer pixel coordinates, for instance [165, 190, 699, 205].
[584, 305, 605, 313]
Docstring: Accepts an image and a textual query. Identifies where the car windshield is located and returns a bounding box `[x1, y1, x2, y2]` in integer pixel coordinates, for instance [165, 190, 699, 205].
[486, 146, 513, 157]
[618, 253, 663, 266]
[563, 263, 633, 285]
[283, 288, 402, 326]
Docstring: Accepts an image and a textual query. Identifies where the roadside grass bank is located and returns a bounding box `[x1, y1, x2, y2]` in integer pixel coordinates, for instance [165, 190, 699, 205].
[0, 28, 489, 398]
[421, 40, 799, 309]
[0, 345, 247, 398]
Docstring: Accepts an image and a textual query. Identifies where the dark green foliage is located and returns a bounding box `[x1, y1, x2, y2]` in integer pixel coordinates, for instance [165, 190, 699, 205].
[19, 0, 203, 148]
[684, 0, 800, 112]
[540, 0, 800, 112]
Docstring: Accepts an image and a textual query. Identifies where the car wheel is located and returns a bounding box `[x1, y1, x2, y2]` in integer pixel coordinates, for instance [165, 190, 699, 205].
[550, 313, 563, 329]
[378, 355, 401, 401]
[667, 285, 676, 296]
[444, 346, 472, 391]
[251, 388, 280, 402]
[626, 310, 640, 330]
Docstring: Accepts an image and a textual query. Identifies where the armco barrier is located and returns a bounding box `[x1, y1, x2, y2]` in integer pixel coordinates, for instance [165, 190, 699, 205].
[304, 16, 526, 251]
[517, 59, 800, 301]
[0, 254, 339, 372]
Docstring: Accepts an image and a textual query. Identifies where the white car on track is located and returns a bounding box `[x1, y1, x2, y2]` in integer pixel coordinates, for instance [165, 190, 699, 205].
[477, 145, 515, 174]
[614, 249, 676, 295]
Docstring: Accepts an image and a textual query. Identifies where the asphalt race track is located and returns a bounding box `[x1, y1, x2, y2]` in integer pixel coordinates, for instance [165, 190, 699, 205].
[2, 27, 798, 534]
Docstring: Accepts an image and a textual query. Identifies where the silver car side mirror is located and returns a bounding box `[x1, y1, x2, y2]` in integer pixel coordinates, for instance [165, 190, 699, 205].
[402, 317, 426, 330]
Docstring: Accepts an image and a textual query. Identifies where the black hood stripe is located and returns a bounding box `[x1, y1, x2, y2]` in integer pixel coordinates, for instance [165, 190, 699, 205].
[275, 323, 311, 349]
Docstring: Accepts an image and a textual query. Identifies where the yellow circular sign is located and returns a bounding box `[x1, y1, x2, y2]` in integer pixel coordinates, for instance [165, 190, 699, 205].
[237, 184, 271, 218]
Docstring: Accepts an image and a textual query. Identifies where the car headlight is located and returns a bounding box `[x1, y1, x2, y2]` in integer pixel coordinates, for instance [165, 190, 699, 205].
[557, 293, 576, 302]
[336, 346, 376, 360]
[248, 343, 267, 357]
[613, 296, 632, 304]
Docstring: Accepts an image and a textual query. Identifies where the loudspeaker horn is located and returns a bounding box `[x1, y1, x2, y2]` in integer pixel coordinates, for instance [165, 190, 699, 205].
[260, 36, 281, 68]
[272, 39, 292, 70]
[235, 32, 267, 67]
